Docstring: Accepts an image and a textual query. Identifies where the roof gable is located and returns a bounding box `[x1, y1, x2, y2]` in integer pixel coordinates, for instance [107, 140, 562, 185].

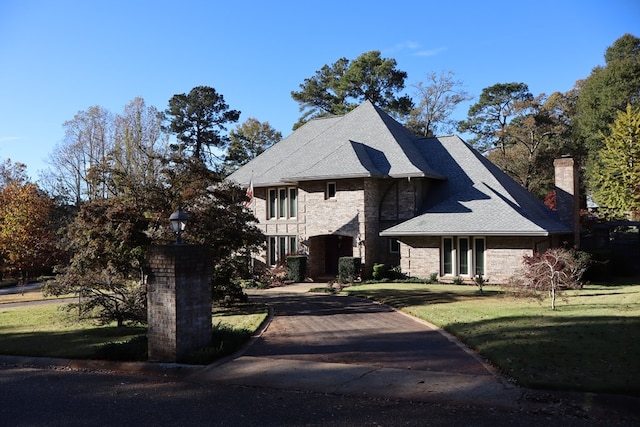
[227, 101, 445, 186]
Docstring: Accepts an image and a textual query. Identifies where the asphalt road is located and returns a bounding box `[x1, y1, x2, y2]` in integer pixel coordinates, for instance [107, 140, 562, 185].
[2, 363, 636, 426]
[0, 281, 42, 295]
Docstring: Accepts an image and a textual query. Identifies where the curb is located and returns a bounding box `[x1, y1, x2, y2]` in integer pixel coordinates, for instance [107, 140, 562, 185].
[0, 354, 203, 378]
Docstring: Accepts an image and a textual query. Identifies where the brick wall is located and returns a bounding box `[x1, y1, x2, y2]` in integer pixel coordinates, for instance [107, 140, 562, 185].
[145, 245, 213, 362]
[250, 177, 421, 278]
[399, 236, 440, 278]
[398, 236, 535, 284]
[485, 237, 535, 283]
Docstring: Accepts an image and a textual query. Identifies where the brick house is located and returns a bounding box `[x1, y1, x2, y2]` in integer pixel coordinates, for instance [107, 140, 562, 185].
[227, 101, 573, 283]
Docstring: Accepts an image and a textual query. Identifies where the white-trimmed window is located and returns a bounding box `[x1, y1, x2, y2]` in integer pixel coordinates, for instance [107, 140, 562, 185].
[326, 182, 337, 199]
[267, 235, 298, 266]
[441, 236, 486, 277]
[267, 187, 298, 219]
[474, 237, 486, 276]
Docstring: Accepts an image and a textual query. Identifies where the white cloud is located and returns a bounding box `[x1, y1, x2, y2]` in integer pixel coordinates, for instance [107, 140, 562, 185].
[383, 42, 447, 58]
[0, 136, 21, 144]
[384, 41, 422, 54]
[413, 47, 447, 57]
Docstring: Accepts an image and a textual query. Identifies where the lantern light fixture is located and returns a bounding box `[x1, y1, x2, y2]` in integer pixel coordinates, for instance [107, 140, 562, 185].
[169, 208, 189, 244]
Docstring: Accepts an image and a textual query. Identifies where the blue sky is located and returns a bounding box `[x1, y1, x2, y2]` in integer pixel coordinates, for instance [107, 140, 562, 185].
[1, 0, 639, 179]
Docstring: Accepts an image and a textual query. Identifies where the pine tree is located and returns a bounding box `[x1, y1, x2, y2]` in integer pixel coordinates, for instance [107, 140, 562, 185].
[590, 104, 640, 219]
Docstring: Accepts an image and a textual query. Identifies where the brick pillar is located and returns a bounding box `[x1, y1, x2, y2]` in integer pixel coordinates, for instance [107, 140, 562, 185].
[554, 157, 580, 247]
[145, 245, 212, 362]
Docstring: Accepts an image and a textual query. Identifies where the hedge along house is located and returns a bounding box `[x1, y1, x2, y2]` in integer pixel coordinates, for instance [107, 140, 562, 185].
[227, 101, 573, 282]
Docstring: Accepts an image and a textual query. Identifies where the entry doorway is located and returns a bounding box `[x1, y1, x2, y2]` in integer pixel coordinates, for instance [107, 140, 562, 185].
[324, 235, 353, 275]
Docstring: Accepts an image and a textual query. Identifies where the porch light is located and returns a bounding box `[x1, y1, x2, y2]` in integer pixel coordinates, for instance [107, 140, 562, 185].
[169, 207, 189, 244]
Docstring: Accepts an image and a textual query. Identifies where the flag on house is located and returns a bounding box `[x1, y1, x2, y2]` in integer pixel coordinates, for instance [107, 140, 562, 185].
[244, 178, 254, 208]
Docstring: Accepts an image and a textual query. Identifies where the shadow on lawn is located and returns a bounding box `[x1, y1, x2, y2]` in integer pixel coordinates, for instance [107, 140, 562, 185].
[343, 287, 499, 309]
[0, 327, 146, 359]
[449, 314, 640, 395]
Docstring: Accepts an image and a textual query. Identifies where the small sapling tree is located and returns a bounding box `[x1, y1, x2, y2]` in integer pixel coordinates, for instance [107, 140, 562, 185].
[506, 248, 590, 310]
[473, 275, 486, 294]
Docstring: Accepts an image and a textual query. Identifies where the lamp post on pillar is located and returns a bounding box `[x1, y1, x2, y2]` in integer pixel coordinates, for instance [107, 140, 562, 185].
[169, 208, 189, 244]
[145, 207, 212, 362]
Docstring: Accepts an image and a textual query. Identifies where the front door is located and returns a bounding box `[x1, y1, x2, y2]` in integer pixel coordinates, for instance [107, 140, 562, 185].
[324, 235, 353, 275]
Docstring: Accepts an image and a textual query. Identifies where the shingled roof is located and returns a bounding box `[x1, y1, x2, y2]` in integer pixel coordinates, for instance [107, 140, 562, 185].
[227, 101, 571, 237]
[381, 135, 571, 236]
[227, 101, 446, 187]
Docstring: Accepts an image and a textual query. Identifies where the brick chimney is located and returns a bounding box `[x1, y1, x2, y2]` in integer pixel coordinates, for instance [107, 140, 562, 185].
[553, 157, 580, 247]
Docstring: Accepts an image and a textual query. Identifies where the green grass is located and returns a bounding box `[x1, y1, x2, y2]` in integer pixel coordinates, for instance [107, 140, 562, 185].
[0, 300, 268, 363]
[343, 281, 640, 395]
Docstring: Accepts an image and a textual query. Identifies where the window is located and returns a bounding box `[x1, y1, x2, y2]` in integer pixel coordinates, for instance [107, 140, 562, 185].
[474, 238, 485, 276]
[389, 238, 400, 254]
[267, 187, 297, 219]
[279, 236, 287, 260]
[289, 188, 297, 218]
[267, 235, 298, 266]
[268, 189, 277, 219]
[268, 236, 277, 265]
[458, 237, 470, 276]
[326, 182, 336, 199]
[442, 236, 486, 277]
[278, 188, 287, 218]
[442, 237, 454, 275]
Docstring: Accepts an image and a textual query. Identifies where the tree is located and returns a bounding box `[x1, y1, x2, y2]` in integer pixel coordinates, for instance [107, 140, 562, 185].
[46, 197, 151, 327]
[0, 159, 28, 188]
[111, 97, 167, 191]
[506, 248, 589, 310]
[575, 34, 640, 155]
[458, 82, 533, 154]
[45, 105, 113, 206]
[0, 182, 59, 279]
[291, 51, 412, 128]
[164, 160, 265, 302]
[342, 51, 413, 117]
[486, 93, 574, 198]
[224, 118, 282, 173]
[589, 104, 640, 219]
[164, 86, 241, 165]
[405, 70, 473, 137]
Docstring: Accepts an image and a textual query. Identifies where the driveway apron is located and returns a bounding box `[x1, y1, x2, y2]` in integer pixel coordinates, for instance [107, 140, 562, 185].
[199, 286, 521, 408]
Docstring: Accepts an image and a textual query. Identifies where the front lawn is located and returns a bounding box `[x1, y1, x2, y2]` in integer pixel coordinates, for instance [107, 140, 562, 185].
[0, 300, 268, 364]
[343, 280, 640, 395]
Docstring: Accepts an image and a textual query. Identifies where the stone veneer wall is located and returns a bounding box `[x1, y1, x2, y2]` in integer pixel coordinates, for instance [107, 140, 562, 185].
[145, 245, 213, 362]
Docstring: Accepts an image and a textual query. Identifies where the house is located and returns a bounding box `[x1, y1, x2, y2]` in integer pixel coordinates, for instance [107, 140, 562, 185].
[227, 101, 573, 283]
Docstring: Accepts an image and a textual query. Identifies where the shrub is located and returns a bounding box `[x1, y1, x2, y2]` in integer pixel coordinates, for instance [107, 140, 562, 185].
[338, 257, 361, 284]
[259, 264, 287, 287]
[286, 256, 307, 282]
[427, 272, 439, 284]
[372, 264, 406, 281]
[372, 263, 386, 280]
[211, 263, 248, 304]
[180, 324, 252, 364]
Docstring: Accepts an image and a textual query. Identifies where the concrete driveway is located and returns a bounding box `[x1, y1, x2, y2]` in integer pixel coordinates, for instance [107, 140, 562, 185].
[199, 283, 521, 409]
